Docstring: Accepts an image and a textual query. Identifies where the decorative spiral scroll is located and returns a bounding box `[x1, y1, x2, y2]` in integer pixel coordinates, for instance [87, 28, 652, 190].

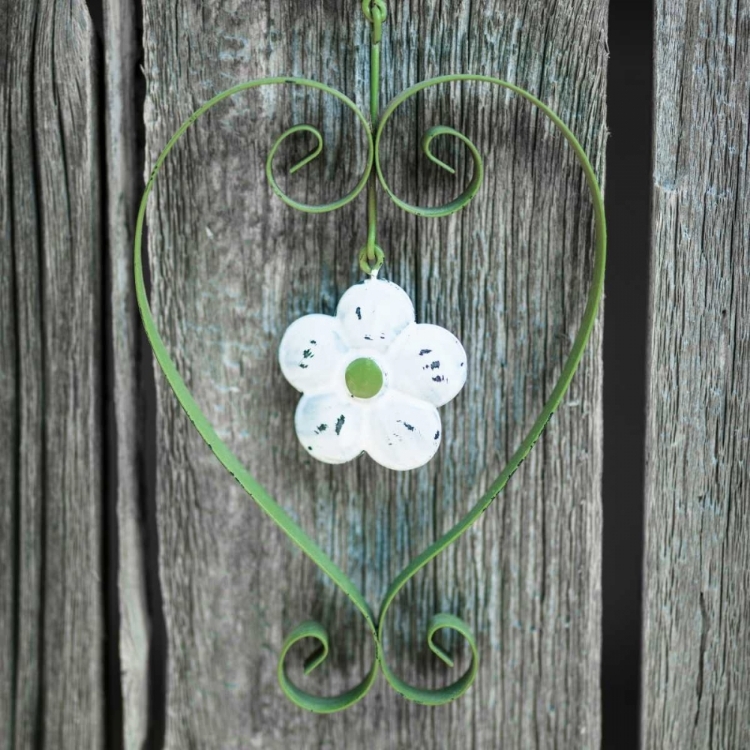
[376, 119, 484, 217]
[135, 74, 606, 713]
[266, 116, 372, 213]
[277, 621, 380, 713]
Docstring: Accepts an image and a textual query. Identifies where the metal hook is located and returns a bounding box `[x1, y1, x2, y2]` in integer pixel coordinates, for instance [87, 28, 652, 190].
[362, 0, 387, 24]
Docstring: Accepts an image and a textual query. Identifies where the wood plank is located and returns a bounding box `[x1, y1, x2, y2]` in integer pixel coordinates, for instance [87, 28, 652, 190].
[0, 4, 18, 743]
[642, 1, 750, 747]
[102, 0, 151, 747]
[0, 0, 104, 746]
[142, 1, 607, 746]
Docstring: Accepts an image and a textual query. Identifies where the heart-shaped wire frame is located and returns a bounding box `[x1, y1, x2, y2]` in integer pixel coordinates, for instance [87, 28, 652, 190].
[134, 74, 607, 713]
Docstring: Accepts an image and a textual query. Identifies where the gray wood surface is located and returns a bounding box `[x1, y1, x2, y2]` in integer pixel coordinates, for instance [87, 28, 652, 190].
[0, 4, 16, 741]
[642, 1, 750, 748]
[103, 0, 151, 747]
[0, 0, 104, 747]
[142, 1, 608, 747]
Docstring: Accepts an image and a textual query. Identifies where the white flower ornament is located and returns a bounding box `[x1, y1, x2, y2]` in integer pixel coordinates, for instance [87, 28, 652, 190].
[279, 278, 467, 471]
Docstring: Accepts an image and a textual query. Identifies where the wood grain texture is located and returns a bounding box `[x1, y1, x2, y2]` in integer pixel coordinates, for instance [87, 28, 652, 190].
[0, 0, 104, 746]
[0, 4, 17, 743]
[142, 1, 607, 746]
[103, 0, 151, 747]
[642, 1, 750, 747]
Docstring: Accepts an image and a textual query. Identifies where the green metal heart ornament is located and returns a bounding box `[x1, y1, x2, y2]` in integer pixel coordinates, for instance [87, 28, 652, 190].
[134, 0, 606, 713]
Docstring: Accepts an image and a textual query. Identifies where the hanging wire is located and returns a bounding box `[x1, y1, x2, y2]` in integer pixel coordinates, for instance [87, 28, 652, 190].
[360, 0, 388, 275]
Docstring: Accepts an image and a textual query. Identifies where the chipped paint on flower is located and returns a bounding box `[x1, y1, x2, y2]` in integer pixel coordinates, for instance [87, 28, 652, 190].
[278, 278, 467, 471]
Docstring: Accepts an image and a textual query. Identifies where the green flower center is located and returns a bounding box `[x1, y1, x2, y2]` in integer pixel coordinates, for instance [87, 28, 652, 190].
[345, 357, 384, 399]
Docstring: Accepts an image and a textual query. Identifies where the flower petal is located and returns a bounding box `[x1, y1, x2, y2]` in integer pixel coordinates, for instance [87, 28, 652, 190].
[295, 392, 365, 464]
[336, 278, 415, 352]
[279, 314, 348, 393]
[387, 323, 467, 406]
[365, 391, 442, 471]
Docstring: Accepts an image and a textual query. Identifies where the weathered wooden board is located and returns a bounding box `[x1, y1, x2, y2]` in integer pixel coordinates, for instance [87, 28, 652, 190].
[142, 0, 607, 747]
[642, 1, 750, 747]
[0, 4, 16, 742]
[0, 0, 103, 747]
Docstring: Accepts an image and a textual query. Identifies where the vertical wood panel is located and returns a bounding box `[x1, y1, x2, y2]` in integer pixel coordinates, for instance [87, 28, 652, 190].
[142, 1, 607, 746]
[0, 0, 104, 746]
[643, 1, 750, 748]
[0, 4, 18, 742]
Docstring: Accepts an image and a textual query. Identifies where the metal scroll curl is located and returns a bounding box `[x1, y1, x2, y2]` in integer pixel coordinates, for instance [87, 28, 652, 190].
[134, 74, 606, 713]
